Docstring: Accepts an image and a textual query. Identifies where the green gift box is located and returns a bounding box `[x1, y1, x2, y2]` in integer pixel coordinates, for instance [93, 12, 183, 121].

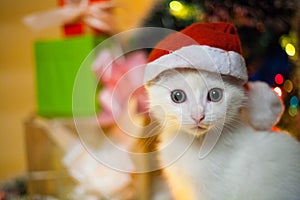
[34, 35, 105, 117]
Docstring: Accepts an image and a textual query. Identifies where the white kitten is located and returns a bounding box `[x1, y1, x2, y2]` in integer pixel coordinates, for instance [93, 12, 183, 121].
[146, 68, 300, 200]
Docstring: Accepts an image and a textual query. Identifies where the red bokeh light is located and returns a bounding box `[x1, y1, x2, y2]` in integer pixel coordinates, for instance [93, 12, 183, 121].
[274, 73, 284, 85]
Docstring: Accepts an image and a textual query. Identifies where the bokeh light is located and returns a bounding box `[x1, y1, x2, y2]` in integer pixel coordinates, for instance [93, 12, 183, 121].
[290, 96, 299, 108]
[283, 80, 293, 93]
[273, 87, 282, 97]
[285, 43, 296, 56]
[279, 35, 290, 49]
[288, 106, 298, 117]
[274, 73, 284, 85]
[169, 1, 183, 12]
[169, 0, 191, 19]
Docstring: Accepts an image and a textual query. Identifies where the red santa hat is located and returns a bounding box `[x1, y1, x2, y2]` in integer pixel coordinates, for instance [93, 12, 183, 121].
[144, 22, 248, 84]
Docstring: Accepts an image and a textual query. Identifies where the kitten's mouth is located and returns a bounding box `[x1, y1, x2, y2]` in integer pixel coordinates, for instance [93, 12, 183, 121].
[193, 124, 209, 132]
[183, 124, 210, 135]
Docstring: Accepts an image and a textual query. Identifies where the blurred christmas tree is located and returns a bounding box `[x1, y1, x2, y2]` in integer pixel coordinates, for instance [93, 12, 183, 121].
[143, 0, 300, 139]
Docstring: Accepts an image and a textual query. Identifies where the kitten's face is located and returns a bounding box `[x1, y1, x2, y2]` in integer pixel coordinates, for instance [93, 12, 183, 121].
[146, 69, 245, 136]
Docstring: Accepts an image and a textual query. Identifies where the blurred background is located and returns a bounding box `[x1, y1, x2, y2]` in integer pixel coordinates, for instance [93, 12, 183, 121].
[0, 0, 59, 182]
[0, 0, 156, 197]
[0, 0, 299, 199]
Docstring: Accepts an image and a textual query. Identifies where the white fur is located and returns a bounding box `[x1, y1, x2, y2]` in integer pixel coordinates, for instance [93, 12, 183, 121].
[146, 69, 300, 200]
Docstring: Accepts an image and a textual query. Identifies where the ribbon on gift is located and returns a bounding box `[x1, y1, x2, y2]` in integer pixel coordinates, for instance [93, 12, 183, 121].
[93, 48, 148, 126]
[23, 0, 114, 33]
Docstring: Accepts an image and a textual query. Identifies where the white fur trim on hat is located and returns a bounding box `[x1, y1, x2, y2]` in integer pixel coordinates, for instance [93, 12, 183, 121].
[144, 45, 248, 84]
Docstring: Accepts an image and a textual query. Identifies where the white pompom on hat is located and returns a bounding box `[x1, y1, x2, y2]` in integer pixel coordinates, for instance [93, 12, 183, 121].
[244, 81, 284, 130]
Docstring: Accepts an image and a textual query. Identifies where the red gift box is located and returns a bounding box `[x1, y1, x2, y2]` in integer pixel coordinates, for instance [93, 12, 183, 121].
[58, 0, 109, 36]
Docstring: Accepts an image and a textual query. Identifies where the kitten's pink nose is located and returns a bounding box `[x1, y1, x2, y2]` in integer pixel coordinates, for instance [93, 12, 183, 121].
[192, 115, 205, 124]
[191, 106, 205, 123]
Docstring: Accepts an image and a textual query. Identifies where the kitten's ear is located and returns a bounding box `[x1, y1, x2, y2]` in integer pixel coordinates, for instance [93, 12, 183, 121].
[244, 81, 284, 131]
[221, 75, 245, 85]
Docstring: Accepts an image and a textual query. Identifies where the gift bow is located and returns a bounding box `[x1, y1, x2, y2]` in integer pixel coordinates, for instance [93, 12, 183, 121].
[23, 0, 114, 33]
[93, 49, 148, 126]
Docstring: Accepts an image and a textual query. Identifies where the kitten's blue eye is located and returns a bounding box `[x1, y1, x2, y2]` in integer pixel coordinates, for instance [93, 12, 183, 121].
[171, 89, 186, 103]
[208, 88, 223, 102]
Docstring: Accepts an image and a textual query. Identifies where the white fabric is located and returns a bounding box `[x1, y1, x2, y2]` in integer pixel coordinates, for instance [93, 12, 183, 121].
[144, 45, 248, 84]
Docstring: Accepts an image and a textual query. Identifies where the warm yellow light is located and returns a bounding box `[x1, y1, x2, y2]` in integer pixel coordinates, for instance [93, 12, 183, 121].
[285, 43, 296, 56]
[169, 1, 191, 19]
[283, 80, 293, 93]
[279, 35, 289, 49]
[169, 1, 183, 12]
